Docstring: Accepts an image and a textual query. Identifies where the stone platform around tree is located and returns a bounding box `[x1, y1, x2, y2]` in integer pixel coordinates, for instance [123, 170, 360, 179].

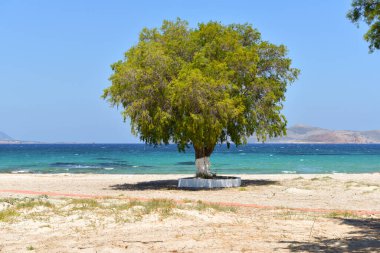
[178, 176, 241, 189]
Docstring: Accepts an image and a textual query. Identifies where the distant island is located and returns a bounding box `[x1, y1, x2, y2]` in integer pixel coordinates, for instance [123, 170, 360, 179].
[2, 125, 380, 144]
[0, 131, 18, 144]
[0, 131, 40, 144]
[0, 131, 13, 141]
[261, 125, 380, 144]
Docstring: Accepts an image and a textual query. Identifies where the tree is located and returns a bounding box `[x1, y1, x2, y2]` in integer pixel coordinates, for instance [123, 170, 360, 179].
[103, 19, 299, 178]
[347, 0, 380, 52]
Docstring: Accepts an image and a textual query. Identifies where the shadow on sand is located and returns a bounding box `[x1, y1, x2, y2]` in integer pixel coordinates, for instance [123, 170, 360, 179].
[109, 179, 278, 191]
[282, 218, 380, 252]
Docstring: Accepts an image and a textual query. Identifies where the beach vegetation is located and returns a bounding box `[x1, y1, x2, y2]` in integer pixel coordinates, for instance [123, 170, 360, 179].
[16, 199, 54, 209]
[0, 198, 19, 205]
[103, 18, 299, 178]
[347, 0, 380, 52]
[194, 200, 236, 212]
[0, 208, 19, 222]
[0, 196, 241, 226]
[142, 198, 176, 214]
[111, 198, 176, 219]
[110, 200, 141, 211]
[326, 211, 361, 219]
[70, 198, 101, 210]
[182, 198, 194, 203]
[26, 246, 35, 251]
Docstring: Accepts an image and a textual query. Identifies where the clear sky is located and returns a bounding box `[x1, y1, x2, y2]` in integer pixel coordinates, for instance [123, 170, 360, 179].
[0, 0, 379, 143]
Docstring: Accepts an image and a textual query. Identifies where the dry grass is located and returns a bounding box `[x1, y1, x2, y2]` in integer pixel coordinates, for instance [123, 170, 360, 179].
[70, 198, 101, 210]
[0, 208, 19, 222]
[0, 197, 237, 224]
[326, 211, 361, 219]
[0, 198, 55, 222]
[26, 245, 35, 251]
[16, 199, 55, 209]
[193, 200, 237, 212]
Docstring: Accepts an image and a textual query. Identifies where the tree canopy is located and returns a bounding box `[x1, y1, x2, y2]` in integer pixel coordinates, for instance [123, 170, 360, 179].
[347, 0, 380, 52]
[103, 19, 299, 154]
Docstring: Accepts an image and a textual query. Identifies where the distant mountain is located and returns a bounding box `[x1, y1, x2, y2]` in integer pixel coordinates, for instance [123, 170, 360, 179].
[0, 131, 40, 144]
[0, 131, 13, 141]
[249, 125, 380, 144]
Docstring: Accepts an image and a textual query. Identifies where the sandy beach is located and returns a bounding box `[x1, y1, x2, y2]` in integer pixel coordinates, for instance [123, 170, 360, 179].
[1, 173, 379, 252]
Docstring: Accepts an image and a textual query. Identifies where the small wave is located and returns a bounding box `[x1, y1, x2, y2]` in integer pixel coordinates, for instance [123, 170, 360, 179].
[71, 165, 98, 169]
[132, 165, 139, 168]
[98, 161, 130, 167]
[11, 170, 30, 174]
[282, 170, 297, 174]
[104, 167, 114, 170]
[50, 162, 100, 169]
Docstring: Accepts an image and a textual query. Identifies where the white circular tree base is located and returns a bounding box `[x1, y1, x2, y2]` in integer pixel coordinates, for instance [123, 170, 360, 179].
[178, 176, 241, 189]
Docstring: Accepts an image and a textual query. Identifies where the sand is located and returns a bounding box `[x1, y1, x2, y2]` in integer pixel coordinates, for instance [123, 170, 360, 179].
[0, 173, 379, 252]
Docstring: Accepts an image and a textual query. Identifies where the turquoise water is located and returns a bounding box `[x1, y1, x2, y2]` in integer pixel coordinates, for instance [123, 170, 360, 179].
[0, 144, 380, 174]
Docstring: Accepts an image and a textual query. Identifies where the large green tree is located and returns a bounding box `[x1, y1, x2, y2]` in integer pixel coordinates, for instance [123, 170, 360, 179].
[103, 19, 299, 178]
[347, 0, 380, 52]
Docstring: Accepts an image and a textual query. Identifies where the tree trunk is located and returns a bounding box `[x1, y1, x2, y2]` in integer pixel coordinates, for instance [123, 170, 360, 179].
[194, 146, 215, 178]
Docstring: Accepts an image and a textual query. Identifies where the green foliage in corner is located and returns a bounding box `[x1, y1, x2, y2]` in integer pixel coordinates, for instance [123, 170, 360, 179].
[347, 0, 380, 52]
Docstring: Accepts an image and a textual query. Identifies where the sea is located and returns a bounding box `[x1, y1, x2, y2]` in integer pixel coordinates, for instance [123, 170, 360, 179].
[0, 144, 380, 174]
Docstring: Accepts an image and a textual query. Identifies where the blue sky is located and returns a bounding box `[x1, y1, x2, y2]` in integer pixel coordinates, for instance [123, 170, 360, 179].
[0, 1, 379, 143]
